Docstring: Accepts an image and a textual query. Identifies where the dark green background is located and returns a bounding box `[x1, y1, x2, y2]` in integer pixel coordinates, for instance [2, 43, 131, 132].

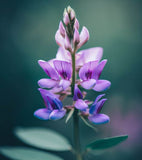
[0, 0, 142, 159]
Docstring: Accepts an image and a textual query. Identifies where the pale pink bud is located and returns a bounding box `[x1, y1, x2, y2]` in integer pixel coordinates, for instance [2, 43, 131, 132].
[78, 26, 89, 48]
[74, 19, 79, 30]
[64, 33, 72, 51]
[59, 21, 65, 37]
[63, 12, 70, 25]
[55, 30, 64, 47]
[70, 9, 75, 20]
[73, 28, 80, 44]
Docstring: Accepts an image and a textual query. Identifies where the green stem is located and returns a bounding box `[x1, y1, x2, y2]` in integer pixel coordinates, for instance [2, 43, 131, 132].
[71, 53, 82, 160]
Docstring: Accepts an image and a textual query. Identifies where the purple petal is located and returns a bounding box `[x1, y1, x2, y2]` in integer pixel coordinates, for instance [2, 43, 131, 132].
[80, 79, 96, 90]
[50, 87, 63, 93]
[88, 114, 110, 124]
[54, 60, 72, 80]
[38, 60, 59, 80]
[78, 26, 89, 48]
[73, 84, 83, 101]
[79, 61, 98, 80]
[59, 79, 71, 90]
[76, 47, 103, 67]
[89, 98, 107, 114]
[55, 30, 65, 47]
[93, 80, 111, 92]
[38, 78, 59, 88]
[74, 99, 88, 111]
[92, 59, 107, 80]
[59, 21, 65, 37]
[49, 109, 66, 120]
[94, 94, 105, 104]
[56, 47, 71, 62]
[34, 108, 51, 120]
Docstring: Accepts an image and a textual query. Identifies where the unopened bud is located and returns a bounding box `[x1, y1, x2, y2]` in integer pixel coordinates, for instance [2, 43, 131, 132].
[64, 33, 72, 51]
[63, 12, 70, 25]
[73, 28, 80, 44]
[74, 19, 79, 30]
[59, 21, 65, 37]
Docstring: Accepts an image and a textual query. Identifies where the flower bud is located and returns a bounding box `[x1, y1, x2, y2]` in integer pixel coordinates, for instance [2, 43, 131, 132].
[59, 21, 65, 37]
[63, 12, 70, 25]
[78, 26, 89, 48]
[73, 28, 80, 45]
[64, 33, 72, 51]
[74, 19, 79, 30]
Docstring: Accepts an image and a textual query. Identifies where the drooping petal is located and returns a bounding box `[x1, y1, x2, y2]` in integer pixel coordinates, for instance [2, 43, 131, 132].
[88, 114, 110, 124]
[89, 98, 107, 114]
[76, 47, 103, 67]
[78, 26, 89, 48]
[74, 99, 88, 111]
[55, 30, 65, 47]
[59, 79, 71, 90]
[34, 108, 51, 120]
[38, 60, 59, 80]
[56, 47, 71, 62]
[93, 80, 111, 92]
[38, 78, 59, 88]
[80, 79, 96, 89]
[54, 60, 72, 80]
[73, 84, 83, 101]
[92, 59, 107, 80]
[79, 61, 98, 80]
[49, 109, 66, 120]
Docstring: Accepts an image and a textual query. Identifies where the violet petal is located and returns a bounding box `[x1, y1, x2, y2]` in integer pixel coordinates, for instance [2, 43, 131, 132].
[73, 84, 83, 101]
[34, 108, 51, 120]
[74, 99, 88, 111]
[56, 47, 71, 62]
[76, 47, 103, 67]
[38, 60, 59, 80]
[92, 59, 107, 80]
[54, 60, 72, 80]
[93, 80, 111, 92]
[38, 78, 59, 88]
[59, 79, 71, 90]
[49, 109, 66, 120]
[80, 79, 96, 90]
[88, 114, 110, 124]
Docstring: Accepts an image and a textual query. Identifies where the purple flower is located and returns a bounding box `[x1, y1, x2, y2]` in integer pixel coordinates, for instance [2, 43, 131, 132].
[34, 88, 66, 120]
[88, 94, 110, 124]
[79, 60, 111, 91]
[38, 60, 72, 90]
[55, 47, 103, 70]
[73, 85, 88, 111]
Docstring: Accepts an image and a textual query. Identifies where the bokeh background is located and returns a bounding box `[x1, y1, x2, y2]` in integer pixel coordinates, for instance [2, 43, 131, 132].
[0, 0, 142, 159]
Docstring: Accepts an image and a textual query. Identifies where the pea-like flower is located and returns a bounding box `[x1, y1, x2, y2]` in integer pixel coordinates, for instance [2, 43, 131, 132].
[79, 60, 111, 91]
[34, 88, 66, 120]
[88, 94, 110, 124]
[38, 60, 72, 90]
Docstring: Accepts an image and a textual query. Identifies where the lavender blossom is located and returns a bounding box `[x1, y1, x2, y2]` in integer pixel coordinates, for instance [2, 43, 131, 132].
[88, 94, 110, 124]
[34, 88, 66, 120]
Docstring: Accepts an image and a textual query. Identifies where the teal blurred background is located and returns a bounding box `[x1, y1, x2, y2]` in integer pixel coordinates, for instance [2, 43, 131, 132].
[0, 0, 142, 159]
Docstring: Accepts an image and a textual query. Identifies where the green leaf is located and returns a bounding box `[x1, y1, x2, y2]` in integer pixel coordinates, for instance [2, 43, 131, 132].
[0, 147, 63, 160]
[14, 127, 71, 151]
[86, 135, 128, 150]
